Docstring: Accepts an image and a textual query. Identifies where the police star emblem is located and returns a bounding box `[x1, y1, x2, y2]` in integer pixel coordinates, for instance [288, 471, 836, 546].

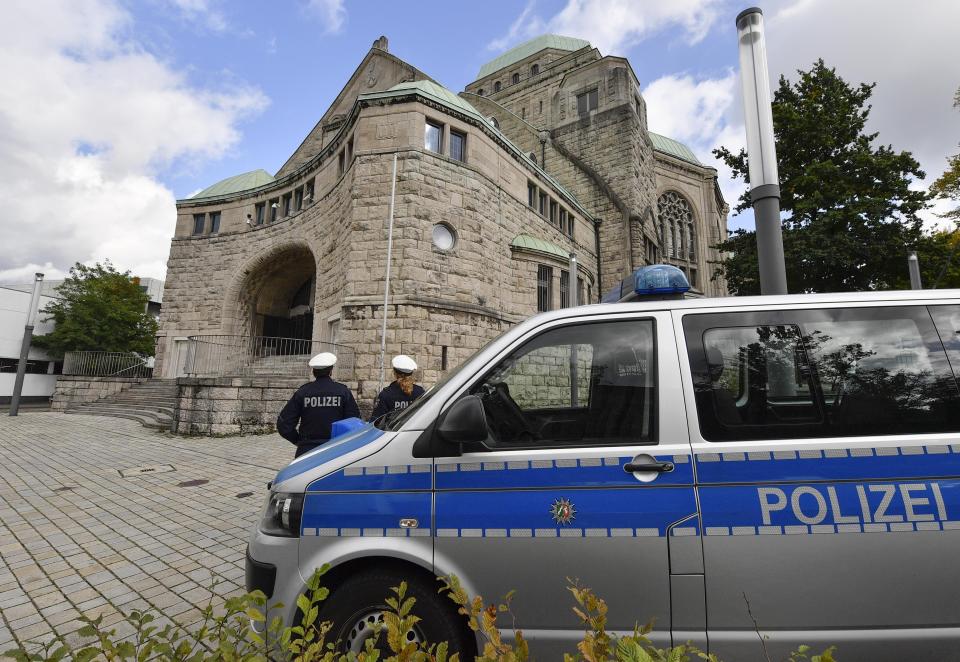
[550, 497, 576, 526]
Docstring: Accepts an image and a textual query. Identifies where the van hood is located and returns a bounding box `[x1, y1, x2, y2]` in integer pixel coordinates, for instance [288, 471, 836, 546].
[272, 424, 387, 491]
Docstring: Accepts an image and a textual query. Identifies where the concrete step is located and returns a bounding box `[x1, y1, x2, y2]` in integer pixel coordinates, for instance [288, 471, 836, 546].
[69, 406, 173, 423]
[64, 378, 179, 430]
[67, 408, 170, 429]
[73, 403, 174, 417]
[109, 397, 177, 406]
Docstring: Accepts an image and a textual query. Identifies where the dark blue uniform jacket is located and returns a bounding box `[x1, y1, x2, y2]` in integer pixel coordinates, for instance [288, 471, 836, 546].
[277, 376, 360, 455]
[370, 381, 425, 422]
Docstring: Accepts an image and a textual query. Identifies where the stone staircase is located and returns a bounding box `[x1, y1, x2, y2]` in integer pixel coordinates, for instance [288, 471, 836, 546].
[66, 378, 178, 430]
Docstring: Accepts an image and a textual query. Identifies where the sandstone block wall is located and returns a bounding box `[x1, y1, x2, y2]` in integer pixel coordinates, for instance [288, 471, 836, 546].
[50, 376, 147, 412]
[172, 376, 308, 435]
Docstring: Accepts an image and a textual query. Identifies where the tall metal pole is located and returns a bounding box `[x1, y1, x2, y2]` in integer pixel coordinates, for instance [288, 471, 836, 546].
[377, 153, 399, 395]
[9, 273, 44, 416]
[567, 252, 580, 408]
[568, 253, 579, 307]
[908, 252, 923, 289]
[736, 7, 788, 295]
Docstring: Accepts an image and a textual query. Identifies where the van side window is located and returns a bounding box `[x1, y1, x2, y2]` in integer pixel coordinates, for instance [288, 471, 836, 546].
[470, 320, 656, 448]
[701, 324, 823, 436]
[931, 306, 960, 381]
[685, 306, 960, 441]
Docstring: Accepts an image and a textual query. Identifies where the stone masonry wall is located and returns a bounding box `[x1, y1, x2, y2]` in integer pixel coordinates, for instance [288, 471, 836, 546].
[172, 376, 305, 435]
[161, 96, 598, 433]
[467, 54, 657, 296]
[50, 376, 147, 412]
[502, 344, 593, 410]
[340, 104, 598, 400]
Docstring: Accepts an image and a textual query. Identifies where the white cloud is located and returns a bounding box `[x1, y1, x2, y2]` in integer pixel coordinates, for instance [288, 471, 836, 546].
[487, 1, 541, 52]
[305, 0, 347, 35]
[762, 0, 960, 231]
[0, 0, 268, 284]
[643, 71, 750, 224]
[638, 0, 960, 233]
[644, 71, 737, 149]
[0, 263, 69, 285]
[164, 0, 228, 32]
[489, 0, 723, 55]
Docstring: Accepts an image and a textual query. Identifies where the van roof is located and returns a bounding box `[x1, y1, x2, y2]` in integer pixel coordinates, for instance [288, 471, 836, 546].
[541, 289, 960, 322]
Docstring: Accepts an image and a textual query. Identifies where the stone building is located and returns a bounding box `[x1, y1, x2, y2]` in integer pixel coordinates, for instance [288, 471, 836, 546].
[154, 34, 728, 432]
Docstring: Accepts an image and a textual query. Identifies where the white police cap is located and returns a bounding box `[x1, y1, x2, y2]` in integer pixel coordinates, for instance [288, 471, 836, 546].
[308, 352, 337, 368]
[392, 355, 417, 373]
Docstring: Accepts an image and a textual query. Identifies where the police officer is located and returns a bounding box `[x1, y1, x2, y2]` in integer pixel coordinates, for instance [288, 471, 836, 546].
[370, 355, 425, 422]
[277, 352, 360, 457]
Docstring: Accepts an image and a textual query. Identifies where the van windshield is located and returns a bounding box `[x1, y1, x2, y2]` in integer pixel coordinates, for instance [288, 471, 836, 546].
[379, 360, 470, 431]
[379, 328, 512, 431]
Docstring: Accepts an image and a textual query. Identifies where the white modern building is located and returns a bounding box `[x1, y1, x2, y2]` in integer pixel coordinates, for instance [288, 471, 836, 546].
[0, 286, 60, 404]
[1, 277, 165, 403]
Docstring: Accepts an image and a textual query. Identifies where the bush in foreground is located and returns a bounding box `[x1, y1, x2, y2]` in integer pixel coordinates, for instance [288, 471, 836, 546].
[5, 566, 836, 662]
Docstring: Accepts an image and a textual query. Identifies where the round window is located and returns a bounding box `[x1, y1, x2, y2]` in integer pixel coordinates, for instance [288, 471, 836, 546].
[432, 223, 456, 251]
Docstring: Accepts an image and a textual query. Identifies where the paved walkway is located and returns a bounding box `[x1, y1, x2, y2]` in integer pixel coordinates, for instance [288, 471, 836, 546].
[0, 413, 291, 655]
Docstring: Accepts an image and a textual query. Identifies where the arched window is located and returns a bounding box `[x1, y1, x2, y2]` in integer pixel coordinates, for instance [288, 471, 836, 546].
[531, 64, 540, 76]
[494, 81, 501, 92]
[657, 191, 695, 261]
[511, 73, 520, 85]
[478, 88, 484, 96]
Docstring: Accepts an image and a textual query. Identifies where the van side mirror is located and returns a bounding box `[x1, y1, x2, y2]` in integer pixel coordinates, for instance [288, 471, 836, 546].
[437, 395, 488, 445]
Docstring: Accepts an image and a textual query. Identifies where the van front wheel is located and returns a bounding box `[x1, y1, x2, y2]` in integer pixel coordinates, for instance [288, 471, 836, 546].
[316, 569, 476, 657]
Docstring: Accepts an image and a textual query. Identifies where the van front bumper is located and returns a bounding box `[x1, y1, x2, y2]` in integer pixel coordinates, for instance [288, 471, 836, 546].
[245, 546, 277, 598]
[246, 527, 303, 631]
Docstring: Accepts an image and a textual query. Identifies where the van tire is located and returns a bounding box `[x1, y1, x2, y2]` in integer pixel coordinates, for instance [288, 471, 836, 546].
[316, 569, 476, 657]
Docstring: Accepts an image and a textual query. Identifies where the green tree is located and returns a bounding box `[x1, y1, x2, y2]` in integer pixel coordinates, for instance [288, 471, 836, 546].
[713, 59, 929, 294]
[33, 262, 159, 357]
[917, 228, 960, 289]
[930, 86, 960, 222]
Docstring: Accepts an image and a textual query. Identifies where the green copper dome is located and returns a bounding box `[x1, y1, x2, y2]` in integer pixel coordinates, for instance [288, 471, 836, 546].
[477, 35, 590, 79]
[190, 169, 275, 199]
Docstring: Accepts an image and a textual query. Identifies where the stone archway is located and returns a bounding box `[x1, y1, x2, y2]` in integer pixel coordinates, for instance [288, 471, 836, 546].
[225, 241, 317, 344]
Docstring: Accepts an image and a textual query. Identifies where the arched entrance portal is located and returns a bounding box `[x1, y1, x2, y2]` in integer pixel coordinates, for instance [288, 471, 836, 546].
[260, 277, 314, 341]
[238, 244, 316, 348]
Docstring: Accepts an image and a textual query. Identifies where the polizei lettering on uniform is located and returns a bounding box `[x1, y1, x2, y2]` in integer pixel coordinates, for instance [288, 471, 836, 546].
[758, 482, 949, 526]
[304, 396, 342, 408]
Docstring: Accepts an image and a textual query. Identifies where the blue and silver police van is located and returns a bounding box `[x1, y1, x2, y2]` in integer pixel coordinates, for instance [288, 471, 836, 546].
[247, 266, 960, 660]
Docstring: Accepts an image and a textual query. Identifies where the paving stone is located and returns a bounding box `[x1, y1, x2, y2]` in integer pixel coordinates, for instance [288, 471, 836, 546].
[0, 414, 283, 653]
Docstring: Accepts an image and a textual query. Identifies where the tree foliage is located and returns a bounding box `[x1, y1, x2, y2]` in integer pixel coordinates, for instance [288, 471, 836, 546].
[917, 229, 960, 289]
[713, 59, 929, 294]
[930, 87, 960, 223]
[32, 262, 158, 357]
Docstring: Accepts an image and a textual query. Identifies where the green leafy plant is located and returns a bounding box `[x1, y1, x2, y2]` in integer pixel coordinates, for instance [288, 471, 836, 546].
[32, 261, 158, 357]
[4, 568, 836, 662]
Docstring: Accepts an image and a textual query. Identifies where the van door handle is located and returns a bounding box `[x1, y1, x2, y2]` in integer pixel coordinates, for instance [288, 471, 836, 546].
[623, 460, 674, 473]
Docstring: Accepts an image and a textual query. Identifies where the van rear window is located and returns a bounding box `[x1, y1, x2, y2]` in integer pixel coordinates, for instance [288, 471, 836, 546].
[684, 306, 960, 441]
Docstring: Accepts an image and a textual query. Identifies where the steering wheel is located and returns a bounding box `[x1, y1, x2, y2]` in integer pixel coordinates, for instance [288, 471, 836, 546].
[483, 382, 536, 442]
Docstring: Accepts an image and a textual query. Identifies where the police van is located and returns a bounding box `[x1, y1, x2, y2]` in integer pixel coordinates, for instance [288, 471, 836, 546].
[246, 266, 960, 661]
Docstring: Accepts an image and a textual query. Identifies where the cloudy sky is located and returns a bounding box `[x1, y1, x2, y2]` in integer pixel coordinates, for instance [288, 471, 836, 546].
[0, 0, 958, 284]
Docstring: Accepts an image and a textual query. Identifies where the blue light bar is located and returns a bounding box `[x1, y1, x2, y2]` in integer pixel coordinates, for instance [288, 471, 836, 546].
[601, 264, 691, 303]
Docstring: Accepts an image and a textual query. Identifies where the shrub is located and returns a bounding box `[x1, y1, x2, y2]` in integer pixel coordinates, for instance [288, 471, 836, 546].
[4, 566, 836, 662]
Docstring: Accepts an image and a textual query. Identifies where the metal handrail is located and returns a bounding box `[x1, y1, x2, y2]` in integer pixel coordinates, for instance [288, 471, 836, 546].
[63, 351, 154, 378]
[184, 335, 355, 380]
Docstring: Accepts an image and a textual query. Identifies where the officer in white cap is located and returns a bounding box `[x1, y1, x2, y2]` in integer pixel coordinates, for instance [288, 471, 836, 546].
[370, 355, 425, 422]
[277, 352, 360, 457]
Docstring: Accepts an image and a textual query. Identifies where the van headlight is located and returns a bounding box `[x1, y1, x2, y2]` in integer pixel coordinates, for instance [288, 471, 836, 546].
[259, 492, 304, 537]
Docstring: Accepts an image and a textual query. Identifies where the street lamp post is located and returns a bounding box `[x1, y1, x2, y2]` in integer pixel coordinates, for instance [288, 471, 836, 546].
[9, 272, 44, 416]
[908, 252, 923, 289]
[736, 7, 788, 295]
